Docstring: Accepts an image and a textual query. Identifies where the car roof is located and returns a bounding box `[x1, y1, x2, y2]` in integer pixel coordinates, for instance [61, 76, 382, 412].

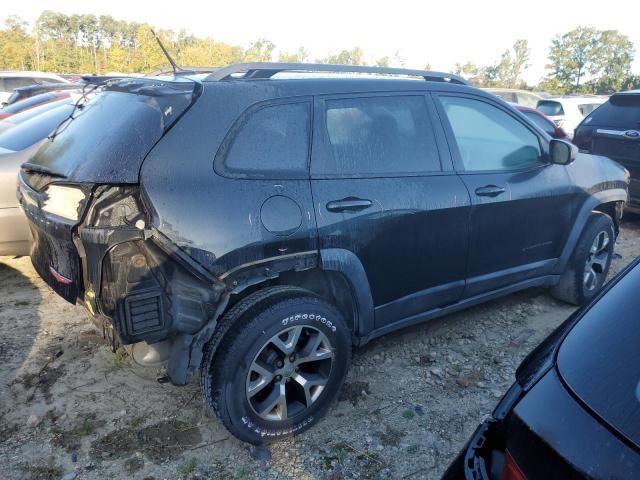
[0, 71, 67, 80]
[198, 76, 481, 98]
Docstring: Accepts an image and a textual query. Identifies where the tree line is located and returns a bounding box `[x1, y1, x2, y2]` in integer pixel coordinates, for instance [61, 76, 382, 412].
[1, 11, 639, 94]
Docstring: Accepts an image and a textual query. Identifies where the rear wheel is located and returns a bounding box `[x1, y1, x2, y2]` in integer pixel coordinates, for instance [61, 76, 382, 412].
[200, 287, 351, 444]
[551, 213, 615, 305]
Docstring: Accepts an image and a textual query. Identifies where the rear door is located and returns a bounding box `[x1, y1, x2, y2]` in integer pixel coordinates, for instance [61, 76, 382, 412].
[310, 92, 471, 329]
[434, 93, 578, 297]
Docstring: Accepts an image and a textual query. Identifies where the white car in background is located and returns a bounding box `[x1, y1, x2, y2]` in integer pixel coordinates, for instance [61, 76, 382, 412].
[536, 96, 607, 138]
[484, 88, 542, 108]
[0, 71, 69, 104]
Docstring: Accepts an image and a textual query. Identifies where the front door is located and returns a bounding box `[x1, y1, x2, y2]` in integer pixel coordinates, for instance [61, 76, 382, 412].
[310, 93, 471, 329]
[434, 93, 578, 297]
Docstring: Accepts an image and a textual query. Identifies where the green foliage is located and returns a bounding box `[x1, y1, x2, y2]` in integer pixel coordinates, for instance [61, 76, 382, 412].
[278, 46, 309, 63]
[0, 12, 278, 74]
[317, 46, 365, 65]
[401, 409, 415, 420]
[178, 457, 197, 478]
[543, 27, 635, 94]
[113, 347, 128, 368]
[454, 40, 530, 88]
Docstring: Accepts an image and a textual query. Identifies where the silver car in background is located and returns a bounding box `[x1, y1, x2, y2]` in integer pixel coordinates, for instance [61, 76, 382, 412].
[0, 101, 76, 255]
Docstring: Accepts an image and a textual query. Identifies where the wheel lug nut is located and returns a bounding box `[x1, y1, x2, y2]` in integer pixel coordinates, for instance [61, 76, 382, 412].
[275, 375, 282, 381]
[289, 355, 296, 362]
[276, 360, 284, 368]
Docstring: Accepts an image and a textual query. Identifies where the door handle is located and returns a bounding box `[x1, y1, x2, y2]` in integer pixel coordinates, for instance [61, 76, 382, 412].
[475, 185, 506, 197]
[326, 197, 373, 212]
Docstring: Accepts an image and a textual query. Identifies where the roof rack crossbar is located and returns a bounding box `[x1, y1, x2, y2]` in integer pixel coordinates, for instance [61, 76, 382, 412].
[203, 62, 469, 85]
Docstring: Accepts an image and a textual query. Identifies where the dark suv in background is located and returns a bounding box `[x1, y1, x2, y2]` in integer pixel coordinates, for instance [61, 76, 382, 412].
[574, 90, 640, 212]
[17, 63, 628, 444]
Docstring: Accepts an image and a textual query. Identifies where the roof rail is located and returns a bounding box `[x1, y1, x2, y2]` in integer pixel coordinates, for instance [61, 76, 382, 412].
[146, 66, 221, 77]
[203, 62, 469, 85]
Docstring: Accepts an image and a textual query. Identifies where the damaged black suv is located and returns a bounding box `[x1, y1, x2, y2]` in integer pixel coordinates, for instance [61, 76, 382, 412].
[18, 63, 628, 444]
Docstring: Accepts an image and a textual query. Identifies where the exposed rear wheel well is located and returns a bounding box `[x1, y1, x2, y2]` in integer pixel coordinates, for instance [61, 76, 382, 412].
[594, 201, 623, 235]
[223, 269, 358, 336]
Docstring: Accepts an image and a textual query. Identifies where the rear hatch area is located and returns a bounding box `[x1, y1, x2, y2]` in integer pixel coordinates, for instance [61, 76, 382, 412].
[17, 77, 199, 304]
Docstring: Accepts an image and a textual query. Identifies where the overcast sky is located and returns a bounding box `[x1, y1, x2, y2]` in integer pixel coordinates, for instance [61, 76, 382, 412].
[6, 0, 640, 83]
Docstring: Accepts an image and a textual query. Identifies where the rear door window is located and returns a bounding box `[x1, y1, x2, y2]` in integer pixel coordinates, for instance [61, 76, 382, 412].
[219, 101, 311, 178]
[439, 95, 542, 171]
[314, 95, 441, 176]
[537, 100, 564, 116]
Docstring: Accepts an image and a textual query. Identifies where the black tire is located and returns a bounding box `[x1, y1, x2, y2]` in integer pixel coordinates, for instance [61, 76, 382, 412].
[551, 212, 615, 305]
[200, 286, 351, 444]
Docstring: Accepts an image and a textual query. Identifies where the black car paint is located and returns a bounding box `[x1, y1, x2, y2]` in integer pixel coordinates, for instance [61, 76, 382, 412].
[573, 92, 640, 211]
[443, 258, 640, 480]
[18, 74, 627, 386]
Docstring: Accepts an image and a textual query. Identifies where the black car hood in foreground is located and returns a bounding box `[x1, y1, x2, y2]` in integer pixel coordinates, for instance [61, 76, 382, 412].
[22, 77, 198, 189]
[558, 263, 640, 449]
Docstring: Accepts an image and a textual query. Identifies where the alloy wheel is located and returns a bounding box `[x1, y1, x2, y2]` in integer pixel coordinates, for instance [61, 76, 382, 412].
[246, 325, 334, 421]
[583, 230, 610, 291]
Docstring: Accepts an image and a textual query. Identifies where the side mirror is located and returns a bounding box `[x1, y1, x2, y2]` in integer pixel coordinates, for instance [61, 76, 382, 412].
[549, 139, 577, 165]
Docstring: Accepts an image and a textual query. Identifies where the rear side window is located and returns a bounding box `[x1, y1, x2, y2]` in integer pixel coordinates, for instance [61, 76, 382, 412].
[583, 96, 640, 128]
[537, 100, 564, 116]
[315, 95, 440, 176]
[221, 102, 311, 178]
[440, 96, 541, 171]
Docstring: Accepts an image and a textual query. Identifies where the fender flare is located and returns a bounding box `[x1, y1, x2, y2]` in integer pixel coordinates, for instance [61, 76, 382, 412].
[320, 248, 375, 338]
[555, 188, 627, 274]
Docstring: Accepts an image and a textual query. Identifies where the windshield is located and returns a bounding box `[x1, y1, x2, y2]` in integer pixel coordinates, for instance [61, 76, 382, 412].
[0, 103, 75, 152]
[537, 100, 564, 116]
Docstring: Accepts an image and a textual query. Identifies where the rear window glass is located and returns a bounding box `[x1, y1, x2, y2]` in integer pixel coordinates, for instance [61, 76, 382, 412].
[537, 101, 564, 116]
[0, 103, 74, 151]
[316, 95, 440, 176]
[583, 96, 640, 129]
[26, 82, 194, 183]
[222, 102, 311, 178]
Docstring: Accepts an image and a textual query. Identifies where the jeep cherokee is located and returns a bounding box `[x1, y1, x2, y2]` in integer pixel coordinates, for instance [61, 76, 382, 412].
[17, 63, 628, 444]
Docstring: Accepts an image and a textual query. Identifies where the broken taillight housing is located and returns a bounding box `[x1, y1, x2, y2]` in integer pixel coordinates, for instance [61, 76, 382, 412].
[89, 187, 146, 228]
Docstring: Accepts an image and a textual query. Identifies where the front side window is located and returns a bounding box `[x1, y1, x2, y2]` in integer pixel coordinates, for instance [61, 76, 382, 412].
[440, 96, 542, 171]
[222, 102, 311, 178]
[316, 95, 440, 176]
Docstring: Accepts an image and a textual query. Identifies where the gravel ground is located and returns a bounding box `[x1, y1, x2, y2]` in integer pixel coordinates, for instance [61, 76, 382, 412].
[1, 217, 639, 480]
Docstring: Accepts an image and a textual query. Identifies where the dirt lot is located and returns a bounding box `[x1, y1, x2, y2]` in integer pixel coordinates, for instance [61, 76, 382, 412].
[1, 218, 639, 480]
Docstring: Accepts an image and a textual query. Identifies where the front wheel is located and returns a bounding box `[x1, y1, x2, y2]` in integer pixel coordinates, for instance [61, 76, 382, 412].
[201, 287, 351, 444]
[551, 213, 615, 305]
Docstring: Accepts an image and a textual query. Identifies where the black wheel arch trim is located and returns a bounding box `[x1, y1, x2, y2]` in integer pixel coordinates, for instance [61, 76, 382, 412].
[554, 189, 627, 275]
[319, 248, 375, 340]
